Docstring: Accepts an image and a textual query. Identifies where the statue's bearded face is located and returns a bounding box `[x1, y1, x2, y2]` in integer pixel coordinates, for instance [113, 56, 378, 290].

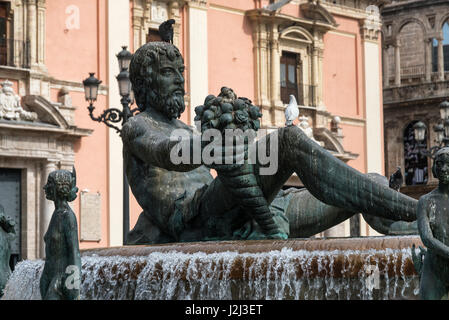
[149, 54, 185, 119]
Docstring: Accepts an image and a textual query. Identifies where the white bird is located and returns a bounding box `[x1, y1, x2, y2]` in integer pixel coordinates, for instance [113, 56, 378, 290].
[284, 95, 299, 126]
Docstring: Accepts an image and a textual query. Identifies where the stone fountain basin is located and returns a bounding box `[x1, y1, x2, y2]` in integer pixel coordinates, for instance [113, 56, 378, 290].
[81, 236, 422, 279]
[3, 236, 423, 300]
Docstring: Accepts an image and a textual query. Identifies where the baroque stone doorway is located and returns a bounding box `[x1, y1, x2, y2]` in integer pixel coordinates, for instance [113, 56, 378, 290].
[0, 91, 91, 259]
[0, 168, 21, 269]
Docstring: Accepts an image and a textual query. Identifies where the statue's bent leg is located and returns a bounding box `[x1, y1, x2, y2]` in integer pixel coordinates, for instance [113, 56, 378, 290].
[255, 126, 416, 222]
[420, 256, 448, 300]
[283, 188, 355, 238]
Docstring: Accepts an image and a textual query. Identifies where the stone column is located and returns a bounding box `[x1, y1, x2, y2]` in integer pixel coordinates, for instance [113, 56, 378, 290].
[425, 38, 432, 82]
[13, 0, 24, 67]
[311, 46, 320, 107]
[360, 15, 383, 237]
[132, 5, 144, 50]
[37, 0, 46, 68]
[260, 28, 269, 107]
[438, 37, 445, 81]
[394, 40, 401, 86]
[108, 0, 130, 247]
[168, 1, 182, 48]
[40, 160, 57, 258]
[26, 0, 37, 68]
[383, 45, 389, 88]
[270, 22, 281, 107]
[188, 0, 208, 124]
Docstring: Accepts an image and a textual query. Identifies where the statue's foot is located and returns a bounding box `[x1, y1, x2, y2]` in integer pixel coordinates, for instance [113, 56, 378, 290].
[266, 232, 288, 240]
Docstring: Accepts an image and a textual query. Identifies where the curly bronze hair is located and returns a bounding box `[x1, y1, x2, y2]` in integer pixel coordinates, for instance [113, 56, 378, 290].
[48, 168, 78, 202]
[129, 41, 183, 111]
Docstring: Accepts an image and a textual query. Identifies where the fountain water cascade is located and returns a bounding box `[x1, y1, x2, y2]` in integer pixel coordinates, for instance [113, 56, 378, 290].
[2, 236, 422, 300]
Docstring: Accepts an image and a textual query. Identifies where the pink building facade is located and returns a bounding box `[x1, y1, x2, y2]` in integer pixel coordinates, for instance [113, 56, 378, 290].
[0, 0, 384, 263]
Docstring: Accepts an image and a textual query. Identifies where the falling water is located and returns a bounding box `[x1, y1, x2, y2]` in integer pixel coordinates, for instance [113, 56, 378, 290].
[2, 246, 419, 300]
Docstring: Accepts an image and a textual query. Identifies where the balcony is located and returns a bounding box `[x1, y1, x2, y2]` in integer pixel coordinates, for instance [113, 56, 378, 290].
[281, 83, 317, 107]
[383, 62, 449, 104]
[0, 39, 30, 69]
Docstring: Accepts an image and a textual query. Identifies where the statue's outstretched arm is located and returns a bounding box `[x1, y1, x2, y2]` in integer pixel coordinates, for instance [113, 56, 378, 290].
[281, 126, 416, 222]
[122, 116, 202, 172]
[417, 198, 449, 259]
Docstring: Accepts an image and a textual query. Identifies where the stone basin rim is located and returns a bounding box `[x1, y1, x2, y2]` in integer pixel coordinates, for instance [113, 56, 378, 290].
[80, 236, 424, 257]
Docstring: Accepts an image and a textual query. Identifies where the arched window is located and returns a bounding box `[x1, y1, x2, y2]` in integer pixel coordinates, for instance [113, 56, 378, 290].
[398, 21, 424, 79]
[433, 37, 438, 72]
[404, 121, 428, 185]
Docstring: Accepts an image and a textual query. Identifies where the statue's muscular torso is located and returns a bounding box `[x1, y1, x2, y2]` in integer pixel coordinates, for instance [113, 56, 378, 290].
[122, 108, 213, 237]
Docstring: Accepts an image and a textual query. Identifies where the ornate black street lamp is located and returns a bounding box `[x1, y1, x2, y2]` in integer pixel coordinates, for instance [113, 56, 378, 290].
[413, 100, 449, 158]
[83, 46, 138, 244]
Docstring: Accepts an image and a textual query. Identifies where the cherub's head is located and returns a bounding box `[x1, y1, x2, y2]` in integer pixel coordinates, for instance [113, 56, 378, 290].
[1, 80, 15, 96]
[43, 167, 78, 202]
[129, 41, 185, 119]
[432, 147, 449, 184]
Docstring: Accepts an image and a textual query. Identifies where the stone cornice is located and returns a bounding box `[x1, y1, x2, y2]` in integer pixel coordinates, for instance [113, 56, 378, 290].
[360, 18, 382, 41]
[321, 2, 371, 20]
[382, 0, 448, 15]
[185, 0, 207, 8]
[0, 121, 92, 138]
[246, 9, 337, 33]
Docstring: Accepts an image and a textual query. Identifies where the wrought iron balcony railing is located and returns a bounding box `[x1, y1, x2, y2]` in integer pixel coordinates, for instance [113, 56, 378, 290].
[281, 83, 317, 107]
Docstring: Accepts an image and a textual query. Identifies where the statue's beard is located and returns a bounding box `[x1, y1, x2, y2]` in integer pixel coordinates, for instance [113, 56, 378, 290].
[149, 90, 185, 120]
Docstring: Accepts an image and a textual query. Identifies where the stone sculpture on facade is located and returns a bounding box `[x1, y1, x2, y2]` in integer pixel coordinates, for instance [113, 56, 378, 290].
[0, 205, 15, 297]
[0, 80, 37, 122]
[40, 168, 81, 300]
[413, 147, 449, 300]
[297, 115, 322, 146]
[122, 41, 418, 245]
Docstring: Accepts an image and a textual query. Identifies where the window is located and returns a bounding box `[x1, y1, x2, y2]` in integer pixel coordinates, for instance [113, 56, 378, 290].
[0, 2, 9, 66]
[433, 38, 438, 73]
[146, 28, 161, 43]
[404, 121, 428, 185]
[280, 51, 301, 104]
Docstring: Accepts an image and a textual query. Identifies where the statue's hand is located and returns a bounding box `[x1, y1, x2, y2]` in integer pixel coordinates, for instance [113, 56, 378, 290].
[204, 141, 248, 172]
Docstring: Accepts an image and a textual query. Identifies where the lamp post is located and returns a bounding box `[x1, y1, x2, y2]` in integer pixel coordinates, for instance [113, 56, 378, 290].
[83, 46, 138, 244]
[413, 100, 449, 158]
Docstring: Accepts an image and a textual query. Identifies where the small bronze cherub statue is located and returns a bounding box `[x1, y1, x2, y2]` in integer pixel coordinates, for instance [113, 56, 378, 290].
[0, 205, 15, 297]
[414, 147, 449, 299]
[39, 167, 81, 300]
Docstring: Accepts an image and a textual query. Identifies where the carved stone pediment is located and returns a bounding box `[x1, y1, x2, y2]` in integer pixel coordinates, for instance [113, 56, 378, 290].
[299, 1, 338, 27]
[21, 95, 69, 128]
[0, 94, 92, 143]
[313, 127, 358, 162]
[280, 26, 313, 44]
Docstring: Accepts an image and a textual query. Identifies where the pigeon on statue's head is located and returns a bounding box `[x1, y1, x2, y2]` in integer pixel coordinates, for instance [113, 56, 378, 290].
[285, 95, 299, 126]
[159, 19, 175, 44]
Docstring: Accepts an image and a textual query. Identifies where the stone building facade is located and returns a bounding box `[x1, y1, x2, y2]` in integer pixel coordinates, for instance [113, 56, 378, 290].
[0, 0, 391, 267]
[381, 0, 449, 199]
[128, 0, 386, 238]
[0, 0, 111, 263]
